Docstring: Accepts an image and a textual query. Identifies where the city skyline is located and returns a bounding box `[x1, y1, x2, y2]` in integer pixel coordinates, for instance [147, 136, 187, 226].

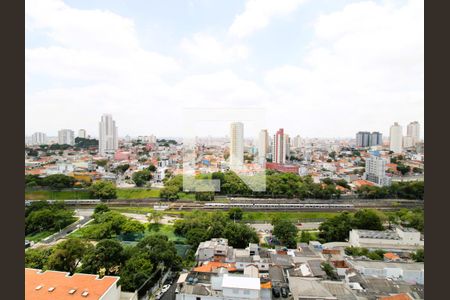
[26, 0, 423, 138]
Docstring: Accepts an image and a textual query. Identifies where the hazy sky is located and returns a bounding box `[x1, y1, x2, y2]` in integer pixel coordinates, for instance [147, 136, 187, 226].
[25, 0, 424, 139]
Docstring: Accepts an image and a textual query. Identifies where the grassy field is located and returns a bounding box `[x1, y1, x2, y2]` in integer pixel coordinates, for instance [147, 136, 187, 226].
[116, 189, 160, 199]
[25, 190, 90, 200]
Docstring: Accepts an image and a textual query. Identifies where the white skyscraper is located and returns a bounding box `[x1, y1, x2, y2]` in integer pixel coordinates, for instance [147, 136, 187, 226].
[99, 114, 118, 156]
[258, 129, 269, 165]
[389, 122, 403, 153]
[31, 132, 47, 145]
[406, 121, 420, 145]
[78, 129, 87, 138]
[58, 129, 75, 145]
[230, 122, 244, 168]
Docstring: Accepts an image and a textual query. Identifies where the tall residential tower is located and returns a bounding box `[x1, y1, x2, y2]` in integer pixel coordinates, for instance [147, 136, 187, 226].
[229, 122, 244, 169]
[99, 114, 118, 156]
[389, 122, 403, 153]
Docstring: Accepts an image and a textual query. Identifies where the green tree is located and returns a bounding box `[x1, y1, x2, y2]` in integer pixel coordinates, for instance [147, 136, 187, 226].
[46, 239, 93, 274]
[272, 219, 298, 248]
[80, 239, 126, 276]
[119, 252, 154, 292]
[321, 262, 338, 280]
[223, 223, 259, 248]
[227, 207, 243, 221]
[300, 231, 312, 243]
[121, 220, 145, 235]
[94, 203, 110, 215]
[89, 180, 117, 200]
[160, 185, 180, 200]
[148, 164, 157, 172]
[42, 174, 76, 189]
[132, 170, 152, 187]
[353, 209, 384, 231]
[412, 248, 424, 262]
[95, 159, 108, 167]
[25, 247, 53, 269]
[318, 212, 354, 242]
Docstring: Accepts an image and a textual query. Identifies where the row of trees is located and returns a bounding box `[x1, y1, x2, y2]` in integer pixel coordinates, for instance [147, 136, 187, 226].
[160, 171, 343, 200]
[25, 235, 181, 292]
[173, 210, 259, 249]
[356, 181, 424, 199]
[26, 174, 77, 189]
[25, 201, 76, 235]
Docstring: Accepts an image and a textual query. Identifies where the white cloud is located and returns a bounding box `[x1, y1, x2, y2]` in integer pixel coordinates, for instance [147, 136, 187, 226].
[181, 33, 249, 64]
[264, 0, 424, 137]
[229, 0, 308, 38]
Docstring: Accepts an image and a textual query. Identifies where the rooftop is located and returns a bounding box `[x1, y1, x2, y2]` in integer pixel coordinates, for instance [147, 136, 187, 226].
[25, 268, 119, 300]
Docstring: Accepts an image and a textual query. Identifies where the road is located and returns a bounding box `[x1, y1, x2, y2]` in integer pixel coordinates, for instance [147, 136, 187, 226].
[31, 209, 94, 248]
[159, 281, 177, 300]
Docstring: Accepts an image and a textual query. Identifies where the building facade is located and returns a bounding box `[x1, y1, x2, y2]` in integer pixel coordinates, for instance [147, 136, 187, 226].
[406, 121, 420, 145]
[363, 155, 391, 186]
[273, 128, 287, 164]
[99, 114, 118, 156]
[229, 122, 244, 169]
[31, 132, 47, 145]
[57, 129, 75, 145]
[389, 122, 403, 153]
[78, 129, 87, 138]
[258, 129, 269, 166]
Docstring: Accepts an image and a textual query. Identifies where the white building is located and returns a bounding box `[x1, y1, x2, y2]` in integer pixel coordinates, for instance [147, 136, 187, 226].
[406, 121, 420, 145]
[99, 114, 118, 156]
[258, 129, 269, 166]
[363, 155, 391, 186]
[229, 122, 244, 169]
[403, 136, 415, 148]
[78, 129, 87, 138]
[349, 227, 424, 251]
[58, 129, 75, 145]
[347, 260, 424, 284]
[175, 273, 261, 300]
[389, 122, 403, 153]
[31, 132, 47, 145]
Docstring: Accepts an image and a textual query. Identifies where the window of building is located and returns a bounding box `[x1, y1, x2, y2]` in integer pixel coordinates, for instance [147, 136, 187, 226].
[196, 297, 201, 300]
[244, 290, 250, 295]
[233, 289, 239, 294]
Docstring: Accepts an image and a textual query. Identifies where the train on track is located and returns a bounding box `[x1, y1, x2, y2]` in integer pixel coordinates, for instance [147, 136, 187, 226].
[204, 202, 355, 209]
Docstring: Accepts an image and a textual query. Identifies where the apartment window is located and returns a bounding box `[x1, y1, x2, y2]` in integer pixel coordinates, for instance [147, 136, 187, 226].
[244, 290, 250, 295]
[196, 297, 201, 300]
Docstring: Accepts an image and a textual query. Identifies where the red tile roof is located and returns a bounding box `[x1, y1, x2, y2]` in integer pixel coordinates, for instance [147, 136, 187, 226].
[25, 268, 119, 300]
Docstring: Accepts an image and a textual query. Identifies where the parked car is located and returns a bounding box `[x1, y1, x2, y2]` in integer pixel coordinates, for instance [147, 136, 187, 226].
[272, 287, 281, 298]
[280, 287, 289, 298]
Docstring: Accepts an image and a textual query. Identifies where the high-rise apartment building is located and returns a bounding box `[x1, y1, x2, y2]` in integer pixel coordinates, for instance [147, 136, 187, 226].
[356, 131, 371, 147]
[58, 129, 75, 145]
[273, 128, 287, 164]
[31, 132, 47, 145]
[364, 155, 391, 186]
[389, 122, 403, 153]
[370, 132, 383, 146]
[78, 129, 87, 138]
[406, 121, 420, 145]
[258, 129, 269, 165]
[292, 135, 301, 148]
[229, 122, 244, 168]
[99, 114, 118, 156]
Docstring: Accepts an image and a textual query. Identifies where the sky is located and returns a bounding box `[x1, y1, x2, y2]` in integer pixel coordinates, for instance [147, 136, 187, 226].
[25, 0, 424, 139]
